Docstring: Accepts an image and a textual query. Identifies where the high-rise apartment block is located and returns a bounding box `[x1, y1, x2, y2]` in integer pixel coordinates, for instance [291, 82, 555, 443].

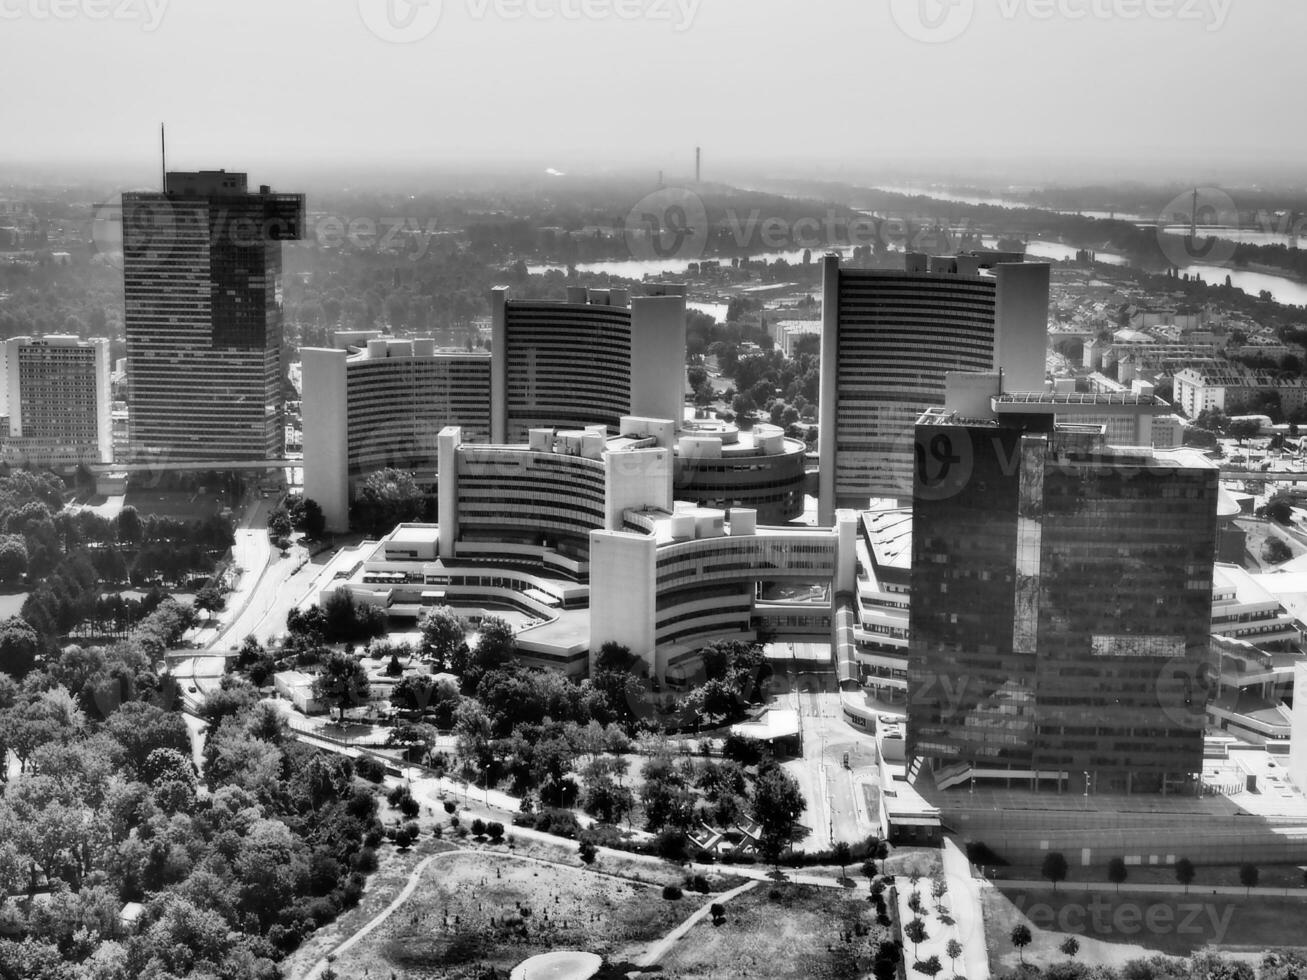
[908, 381, 1219, 795]
[818, 252, 1050, 522]
[122, 170, 304, 462]
[0, 335, 112, 468]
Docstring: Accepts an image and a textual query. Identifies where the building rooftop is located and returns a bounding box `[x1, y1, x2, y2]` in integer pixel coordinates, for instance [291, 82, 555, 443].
[863, 509, 913, 572]
[994, 391, 1169, 410]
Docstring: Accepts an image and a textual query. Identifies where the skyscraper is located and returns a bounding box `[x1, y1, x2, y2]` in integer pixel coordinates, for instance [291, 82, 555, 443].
[817, 252, 1050, 522]
[908, 390, 1219, 795]
[122, 170, 304, 462]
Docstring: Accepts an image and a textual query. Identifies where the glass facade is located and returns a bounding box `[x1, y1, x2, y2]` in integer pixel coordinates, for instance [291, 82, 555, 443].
[910, 417, 1218, 792]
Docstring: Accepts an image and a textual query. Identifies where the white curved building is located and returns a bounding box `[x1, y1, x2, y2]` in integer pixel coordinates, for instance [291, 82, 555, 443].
[817, 252, 1050, 521]
[301, 335, 492, 532]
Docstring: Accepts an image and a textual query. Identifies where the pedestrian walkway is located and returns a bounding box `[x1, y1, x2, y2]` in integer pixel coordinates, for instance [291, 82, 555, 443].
[637, 880, 760, 967]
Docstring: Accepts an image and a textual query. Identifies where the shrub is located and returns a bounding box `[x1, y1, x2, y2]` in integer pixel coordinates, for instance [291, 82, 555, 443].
[449, 815, 460, 829]
[471, 817, 487, 837]
[363, 828, 383, 850]
[662, 885, 683, 900]
[352, 847, 378, 873]
[710, 902, 725, 923]
[693, 849, 716, 864]
[398, 795, 420, 819]
[579, 840, 598, 864]
[689, 874, 710, 894]
[443, 800, 457, 814]
[487, 821, 505, 842]
[355, 756, 386, 782]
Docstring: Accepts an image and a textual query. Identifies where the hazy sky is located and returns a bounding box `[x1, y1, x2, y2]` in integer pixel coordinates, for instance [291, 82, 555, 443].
[1, 0, 1302, 187]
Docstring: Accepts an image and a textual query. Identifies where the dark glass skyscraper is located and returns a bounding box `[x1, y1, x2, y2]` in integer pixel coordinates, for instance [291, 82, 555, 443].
[909, 410, 1218, 794]
[122, 171, 304, 462]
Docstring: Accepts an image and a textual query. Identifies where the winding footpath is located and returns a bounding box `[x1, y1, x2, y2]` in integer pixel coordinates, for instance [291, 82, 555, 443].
[300, 850, 454, 980]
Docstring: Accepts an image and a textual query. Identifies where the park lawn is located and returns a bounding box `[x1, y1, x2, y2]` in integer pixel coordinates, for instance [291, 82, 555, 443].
[281, 835, 460, 980]
[323, 849, 688, 979]
[983, 884, 1307, 972]
[654, 882, 888, 980]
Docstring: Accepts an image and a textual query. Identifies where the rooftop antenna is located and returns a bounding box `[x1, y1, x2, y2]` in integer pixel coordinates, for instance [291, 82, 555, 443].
[160, 123, 167, 193]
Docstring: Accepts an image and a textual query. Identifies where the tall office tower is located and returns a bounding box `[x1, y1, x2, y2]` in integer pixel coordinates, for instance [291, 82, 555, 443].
[908, 387, 1219, 795]
[302, 335, 493, 533]
[0, 335, 112, 468]
[122, 171, 305, 462]
[817, 252, 1051, 523]
[490, 284, 687, 444]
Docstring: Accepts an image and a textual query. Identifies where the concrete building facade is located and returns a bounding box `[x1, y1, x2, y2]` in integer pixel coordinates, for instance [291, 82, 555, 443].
[818, 252, 1051, 522]
[302, 334, 492, 532]
[491, 285, 687, 444]
[0, 335, 112, 468]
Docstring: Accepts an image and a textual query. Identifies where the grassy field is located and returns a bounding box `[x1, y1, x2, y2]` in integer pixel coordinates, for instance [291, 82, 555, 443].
[984, 884, 1307, 972]
[312, 848, 691, 979]
[655, 882, 888, 980]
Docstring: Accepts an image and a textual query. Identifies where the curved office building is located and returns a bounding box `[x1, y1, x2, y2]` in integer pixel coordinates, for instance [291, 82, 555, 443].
[818, 252, 1050, 521]
[673, 421, 808, 524]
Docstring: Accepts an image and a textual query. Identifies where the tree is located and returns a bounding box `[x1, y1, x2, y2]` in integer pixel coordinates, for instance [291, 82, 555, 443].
[1010, 924, 1032, 963]
[472, 616, 516, 674]
[832, 840, 852, 881]
[295, 498, 327, 539]
[1041, 851, 1069, 891]
[1060, 936, 1080, 960]
[420, 606, 465, 669]
[1240, 862, 1259, 894]
[862, 858, 878, 890]
[752, 763, 806, 868]
[945, 938, 963, 977]
[0, 617, 41, 678]
[0, 534, 28, 584]
[916, 954, 944, 979]
[1262, 537, 1293, 565]
[351, 468, 427, 537]
[1107, 857, 1127, 891]
[1175, 857, 1196, 893]
[905, 917, 929, 958]
[312, 652, 371, 724]
[1229, 418, 1262, 445]
[266, 506, 293, 542]
[193, 584, 225, 614]
[578, 839, 597, 864]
